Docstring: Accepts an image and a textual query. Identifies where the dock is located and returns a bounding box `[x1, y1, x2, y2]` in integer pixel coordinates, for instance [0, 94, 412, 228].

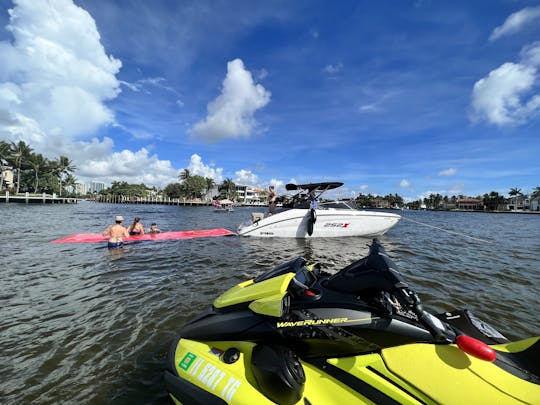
[1, 192, 79, 204]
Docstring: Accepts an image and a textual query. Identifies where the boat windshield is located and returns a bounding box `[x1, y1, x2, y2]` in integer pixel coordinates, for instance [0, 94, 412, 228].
[319, 200, 358, 210]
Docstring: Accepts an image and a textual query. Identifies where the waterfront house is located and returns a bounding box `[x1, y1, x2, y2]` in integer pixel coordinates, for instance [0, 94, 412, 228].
[456, 198, 483, 210]
[530, 196, 540, 211]
[506, 195, 528, 211]
[235, 185, 266, 205]
[0, 167, 13, 190]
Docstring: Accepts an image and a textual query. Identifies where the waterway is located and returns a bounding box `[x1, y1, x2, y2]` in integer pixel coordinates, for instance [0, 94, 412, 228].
[1, 201, 539, 404]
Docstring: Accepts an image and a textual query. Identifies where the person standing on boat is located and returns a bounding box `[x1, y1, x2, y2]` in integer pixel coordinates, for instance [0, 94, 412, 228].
[127, 217, 145, 235]
[103, 215, 130, 248]
[309, 189, 318, 210]
[268, 185, 277, 215]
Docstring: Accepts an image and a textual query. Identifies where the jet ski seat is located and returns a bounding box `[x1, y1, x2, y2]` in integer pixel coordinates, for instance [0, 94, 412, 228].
[324, 240, 408, 294]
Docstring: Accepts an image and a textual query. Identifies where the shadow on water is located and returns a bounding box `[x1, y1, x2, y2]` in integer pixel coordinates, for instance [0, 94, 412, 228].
[0, 202, 539, 404]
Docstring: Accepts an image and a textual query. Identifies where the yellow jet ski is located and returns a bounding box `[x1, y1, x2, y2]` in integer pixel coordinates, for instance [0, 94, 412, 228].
[164, 239, 540, 404]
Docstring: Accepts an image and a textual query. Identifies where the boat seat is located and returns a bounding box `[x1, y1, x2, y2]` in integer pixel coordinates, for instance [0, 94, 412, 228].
[251, 212, 265, 222]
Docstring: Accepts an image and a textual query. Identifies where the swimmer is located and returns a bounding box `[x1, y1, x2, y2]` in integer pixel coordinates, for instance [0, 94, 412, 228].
[103, 215, 130, 248]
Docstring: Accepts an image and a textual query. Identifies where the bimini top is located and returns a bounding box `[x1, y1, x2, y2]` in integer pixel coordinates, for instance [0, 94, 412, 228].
[285, 182, 344, 192]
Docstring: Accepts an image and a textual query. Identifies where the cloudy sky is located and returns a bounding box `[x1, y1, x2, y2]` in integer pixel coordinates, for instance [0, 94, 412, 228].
[0, 0, 539, 200]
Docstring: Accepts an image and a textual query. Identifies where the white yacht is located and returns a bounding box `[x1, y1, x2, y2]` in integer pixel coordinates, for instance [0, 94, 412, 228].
[237, 182, 400, 238]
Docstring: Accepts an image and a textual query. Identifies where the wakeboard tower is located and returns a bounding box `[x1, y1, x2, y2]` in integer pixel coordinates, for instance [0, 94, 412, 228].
[164, 239, 540, 404]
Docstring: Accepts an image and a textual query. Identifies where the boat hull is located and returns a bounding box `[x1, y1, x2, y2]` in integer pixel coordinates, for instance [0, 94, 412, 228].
[238, 209, 400, 238]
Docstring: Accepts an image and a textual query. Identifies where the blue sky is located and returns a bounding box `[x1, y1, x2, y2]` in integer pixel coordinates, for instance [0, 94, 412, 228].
[0, 0, 539, 200]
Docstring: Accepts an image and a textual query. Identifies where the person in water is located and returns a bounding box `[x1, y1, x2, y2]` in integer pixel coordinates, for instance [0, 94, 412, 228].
[127, 217, 145, 236]
[147, 223, 161, 234]
[268, 185, 277, 215]
[102, 215, 130, 248]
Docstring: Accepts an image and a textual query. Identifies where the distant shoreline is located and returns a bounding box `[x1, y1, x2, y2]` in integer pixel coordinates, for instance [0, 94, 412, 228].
[2, 195, 540, 215]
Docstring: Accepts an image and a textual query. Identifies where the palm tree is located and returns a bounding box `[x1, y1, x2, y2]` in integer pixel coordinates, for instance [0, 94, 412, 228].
[56, 156, 76, 196]
[205, 177, 215, 200]
[178, 169, 191, 182]
[178, 169, 192, 198]
[63, 174, 78, 195]
[219, 178, 237, 200]
[28, 153, 49, 193]
[509, 187, 522, 210]
[10, 141, 33, 194]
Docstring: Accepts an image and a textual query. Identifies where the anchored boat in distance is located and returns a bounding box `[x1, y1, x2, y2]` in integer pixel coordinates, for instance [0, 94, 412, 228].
[237, 182, 401, 238]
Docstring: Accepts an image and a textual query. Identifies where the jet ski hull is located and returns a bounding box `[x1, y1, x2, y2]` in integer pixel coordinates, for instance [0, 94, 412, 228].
[165, 337, 540, 404]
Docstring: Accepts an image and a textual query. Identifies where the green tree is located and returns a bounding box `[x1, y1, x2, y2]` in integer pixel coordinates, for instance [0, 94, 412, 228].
[355, 193, 374, 208]
[179, 169, 191, 181]
[509, 187, 522, 210]
[181, 175, 208, 199]
[27, 153, 49, 193]
[483, 191, 505, 211]
[106, 181, 148, 197]
[205, 177, 215, 198]
[56, 156, 76, 196]
[219, 178, 237, 200]
[63, 174, 78, 195]
[164, 183, 183, 198]
[9, 140, 33, 194]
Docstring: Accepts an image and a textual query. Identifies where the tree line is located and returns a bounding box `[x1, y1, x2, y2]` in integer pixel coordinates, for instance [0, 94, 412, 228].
[0, 140, 76, 196]
[100, 169, 240, 201]
[3, 141, 539, 208]
[361, 188, 540, 211]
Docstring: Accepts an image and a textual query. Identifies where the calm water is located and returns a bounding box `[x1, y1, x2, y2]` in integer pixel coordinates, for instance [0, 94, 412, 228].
[1, 202, 539, 404]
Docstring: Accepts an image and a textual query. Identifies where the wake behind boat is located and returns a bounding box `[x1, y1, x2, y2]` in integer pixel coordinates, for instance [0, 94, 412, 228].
[237, 182, 400, 238]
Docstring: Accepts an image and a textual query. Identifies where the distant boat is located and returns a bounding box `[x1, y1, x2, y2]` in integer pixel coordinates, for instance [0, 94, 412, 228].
[237, 182, 400, 238]
[213, 199, 234, 212]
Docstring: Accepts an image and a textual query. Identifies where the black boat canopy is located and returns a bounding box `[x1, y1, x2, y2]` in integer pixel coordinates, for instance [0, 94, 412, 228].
[285, 182, 344, 192]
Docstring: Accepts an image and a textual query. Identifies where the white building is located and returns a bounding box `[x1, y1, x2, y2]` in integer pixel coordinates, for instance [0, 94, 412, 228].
[90, 181, 106, 193]
[236, 185, 266, 205]
[1, 167, 13, 190]
[75, 183, 89, 195]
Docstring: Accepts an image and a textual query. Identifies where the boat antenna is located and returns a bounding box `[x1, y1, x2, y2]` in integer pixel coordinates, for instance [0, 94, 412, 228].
[400, 216, 491, 244]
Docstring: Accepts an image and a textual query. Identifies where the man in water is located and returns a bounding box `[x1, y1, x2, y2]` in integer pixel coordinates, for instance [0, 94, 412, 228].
[103, 215, 130, 248]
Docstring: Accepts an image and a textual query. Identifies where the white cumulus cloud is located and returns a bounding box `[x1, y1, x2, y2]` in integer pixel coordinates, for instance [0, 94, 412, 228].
[490, 6, 540, 41]
[438, 168, 457, 176]
[0, 0, 121, 143]
[400, 179, 410, 187]
[78, 147, 178, 187]
[189, 58, 271, 142]
[185, 154, 224, 183]
[470, 42, 540, 126]
[0, 0, 178, 187]
[235, 169, 259, 186]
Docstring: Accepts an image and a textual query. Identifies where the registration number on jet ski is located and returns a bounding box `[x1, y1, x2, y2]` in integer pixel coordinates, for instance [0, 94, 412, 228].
[180, 352, 241, 401]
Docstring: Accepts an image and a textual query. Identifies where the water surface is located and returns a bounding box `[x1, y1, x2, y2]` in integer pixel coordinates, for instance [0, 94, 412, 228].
[1, 202, 539, 403]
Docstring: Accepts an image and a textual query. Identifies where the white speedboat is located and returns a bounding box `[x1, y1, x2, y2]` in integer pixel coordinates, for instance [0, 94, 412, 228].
[237, 182, 400, 238]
